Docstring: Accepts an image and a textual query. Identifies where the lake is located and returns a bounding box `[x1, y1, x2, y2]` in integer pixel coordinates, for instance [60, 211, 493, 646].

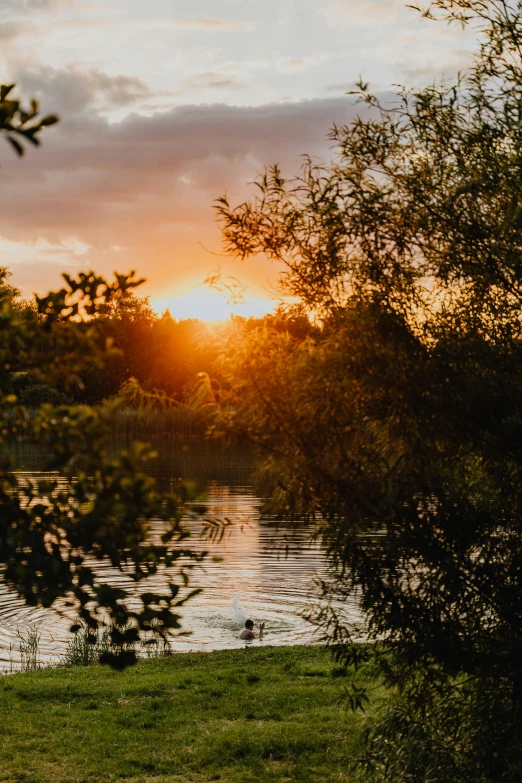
[1, 438, 361, 671]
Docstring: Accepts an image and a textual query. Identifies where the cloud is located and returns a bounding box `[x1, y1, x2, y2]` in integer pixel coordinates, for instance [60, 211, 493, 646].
[396, 48, 473, 80]
[0, 96, 369, 299]
[0, 234, 89, 265]
[361, 27, 474, 83]
[277, 53, 336, 73]
[23, 0, 74, 9]
[191, 72, 246, 91]
[0, 19, 28, 39]
[322, 0, 407, 24]
[325, 83, 353, 94]
[0, 0, 75, 13]
[169, 17, 254, 32]
[17, 64, 152, 113]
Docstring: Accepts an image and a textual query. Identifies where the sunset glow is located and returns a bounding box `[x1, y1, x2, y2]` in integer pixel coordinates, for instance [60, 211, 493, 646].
[153, 287, 277, 322]
[0, 0, 474, 315]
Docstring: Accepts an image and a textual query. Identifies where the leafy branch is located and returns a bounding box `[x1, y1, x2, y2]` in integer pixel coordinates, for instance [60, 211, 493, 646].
[0, 83, 58, 157]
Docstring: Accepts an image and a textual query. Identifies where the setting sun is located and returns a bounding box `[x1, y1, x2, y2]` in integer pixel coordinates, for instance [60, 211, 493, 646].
[152, 286, 277, 322]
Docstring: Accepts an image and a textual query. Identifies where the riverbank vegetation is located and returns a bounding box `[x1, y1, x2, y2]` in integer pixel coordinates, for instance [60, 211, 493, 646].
[0, 645, 378, 783]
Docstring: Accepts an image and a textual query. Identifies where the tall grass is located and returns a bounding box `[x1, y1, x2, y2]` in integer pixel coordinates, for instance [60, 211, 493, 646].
[139, 633, 172, 659]
[61, 626, 112, 667]
[5, 404, 211, 441]
[107, 406, 209, 440]
[61, 625, 171, 667]
[11, 624, 172, 672]
[16, 625, 42, 672]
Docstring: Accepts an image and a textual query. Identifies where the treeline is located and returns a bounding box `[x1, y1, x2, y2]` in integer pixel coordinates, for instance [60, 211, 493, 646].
[6, 285, 314, 407]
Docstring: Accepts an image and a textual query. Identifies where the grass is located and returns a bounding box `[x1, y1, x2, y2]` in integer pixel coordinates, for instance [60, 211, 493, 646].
[16, 625, 41, 673]
[60, 625, 171, 668]
[0, 645, 382, 783]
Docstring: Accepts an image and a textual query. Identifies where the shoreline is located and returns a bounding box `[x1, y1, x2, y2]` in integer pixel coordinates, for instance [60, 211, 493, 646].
[1, 635, 323, 676]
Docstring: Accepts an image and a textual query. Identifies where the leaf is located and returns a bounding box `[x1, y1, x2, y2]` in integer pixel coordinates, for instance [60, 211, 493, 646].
[6, 136, 23, 157]
[0, 84, 14, 101]
[39, 114, 59, 127]
[99, 651, 137, 671]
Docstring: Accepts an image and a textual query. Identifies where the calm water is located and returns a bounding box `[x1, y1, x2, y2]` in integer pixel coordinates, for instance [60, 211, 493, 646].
[1, 439, 361, 671]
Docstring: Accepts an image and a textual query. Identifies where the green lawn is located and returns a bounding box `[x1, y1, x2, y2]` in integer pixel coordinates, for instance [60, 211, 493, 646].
[0, 645, 379, 783]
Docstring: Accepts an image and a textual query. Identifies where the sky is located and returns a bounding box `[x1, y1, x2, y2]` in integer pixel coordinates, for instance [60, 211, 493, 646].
[0, 0, 475, 319]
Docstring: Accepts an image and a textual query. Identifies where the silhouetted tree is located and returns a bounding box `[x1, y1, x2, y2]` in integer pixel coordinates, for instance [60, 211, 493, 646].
[215, 2, 522, 778]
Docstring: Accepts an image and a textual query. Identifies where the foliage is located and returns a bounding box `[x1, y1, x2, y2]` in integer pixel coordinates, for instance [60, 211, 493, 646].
[71, 293, 313, 406]
[0, 267, 210, 668]
[0, 646, 376, 782]
[60, 622, 170, 666]
[0, 266, 20, 300]
[12, 373, 75, 407]
[0, 83, 58, 157]
[78, 301, 213, 404]
[215, 1, 522, 779]
[17, 383, 73, 406]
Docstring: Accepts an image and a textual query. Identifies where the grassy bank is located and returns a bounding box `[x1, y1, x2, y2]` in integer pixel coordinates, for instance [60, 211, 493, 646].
[0, 645, 382, 783]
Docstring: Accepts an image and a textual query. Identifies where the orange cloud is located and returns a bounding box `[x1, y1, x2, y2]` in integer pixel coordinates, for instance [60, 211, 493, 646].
[0, 81, 369, 307]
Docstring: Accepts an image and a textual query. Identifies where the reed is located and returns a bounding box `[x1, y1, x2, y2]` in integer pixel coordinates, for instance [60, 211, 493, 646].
[10, 624, 172, 672]
[5, 404, 211, 441]
[62, 625, 172, 667]
[106, 406, 209, 440]
[16, 625, 42, 673]
[61, 626, 112, 667]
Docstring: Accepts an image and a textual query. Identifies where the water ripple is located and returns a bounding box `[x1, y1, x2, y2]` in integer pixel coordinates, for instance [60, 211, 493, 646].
[0, 442, 361, 670]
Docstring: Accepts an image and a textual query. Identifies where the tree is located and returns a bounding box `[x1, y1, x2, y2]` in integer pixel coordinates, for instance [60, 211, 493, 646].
[0, 89, 206, 668]
[215, 2, 522, 779]
[0, 266, 21, 299]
